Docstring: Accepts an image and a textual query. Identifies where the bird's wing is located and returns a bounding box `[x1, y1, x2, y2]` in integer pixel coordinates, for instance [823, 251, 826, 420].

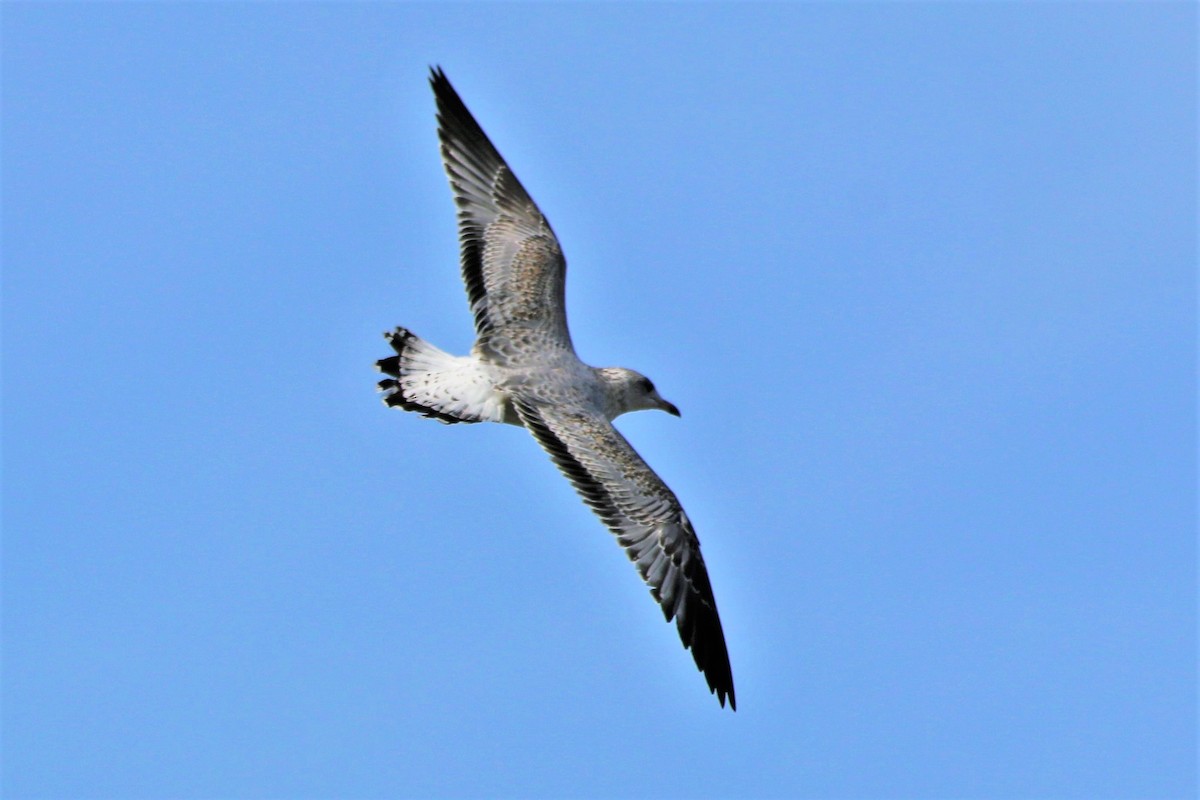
[513, 396, 736, 710]
[430, 67, 572, 351]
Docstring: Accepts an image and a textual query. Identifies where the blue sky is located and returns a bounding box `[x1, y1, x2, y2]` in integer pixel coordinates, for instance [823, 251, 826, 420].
[3, 4, 1195, 799]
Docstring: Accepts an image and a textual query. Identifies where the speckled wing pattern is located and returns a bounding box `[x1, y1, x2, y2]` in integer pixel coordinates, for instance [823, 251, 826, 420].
[514, 397, 736, 710]
[422, 67, 736, 710]
[431, 67, 572, 354]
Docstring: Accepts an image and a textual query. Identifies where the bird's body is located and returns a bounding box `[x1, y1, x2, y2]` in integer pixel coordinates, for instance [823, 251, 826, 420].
[377, 67, 735, 710]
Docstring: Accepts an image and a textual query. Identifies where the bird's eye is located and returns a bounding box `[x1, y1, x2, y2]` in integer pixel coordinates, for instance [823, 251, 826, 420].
[640, 378, 655, 394]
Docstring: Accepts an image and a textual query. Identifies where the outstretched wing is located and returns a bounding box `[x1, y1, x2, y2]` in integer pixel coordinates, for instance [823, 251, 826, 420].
[430, 67, 572, 350]
[513, 397, 736, 710]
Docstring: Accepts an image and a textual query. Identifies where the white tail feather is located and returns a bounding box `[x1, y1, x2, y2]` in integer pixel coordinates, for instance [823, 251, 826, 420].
[376, 328, 507, 424]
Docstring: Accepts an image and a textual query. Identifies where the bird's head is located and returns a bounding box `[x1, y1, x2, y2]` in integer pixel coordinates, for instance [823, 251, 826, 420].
[598, 367, 680, 420]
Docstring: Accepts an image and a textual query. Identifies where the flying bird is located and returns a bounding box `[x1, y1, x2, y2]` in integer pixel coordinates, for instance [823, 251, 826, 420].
[376, 67, 735, 710]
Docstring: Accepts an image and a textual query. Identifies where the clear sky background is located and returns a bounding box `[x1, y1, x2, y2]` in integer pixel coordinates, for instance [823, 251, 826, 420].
[3, 4, 1195, 799]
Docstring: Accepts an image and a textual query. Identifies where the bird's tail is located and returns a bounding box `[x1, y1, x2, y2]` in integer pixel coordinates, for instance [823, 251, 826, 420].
[376, 327, 501, 424]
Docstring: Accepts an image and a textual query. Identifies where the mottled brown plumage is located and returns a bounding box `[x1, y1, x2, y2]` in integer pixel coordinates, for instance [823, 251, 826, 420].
[377, 67, 735, 709]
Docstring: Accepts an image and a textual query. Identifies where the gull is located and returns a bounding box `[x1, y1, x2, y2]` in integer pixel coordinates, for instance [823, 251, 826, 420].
[376, 67, 735, 710]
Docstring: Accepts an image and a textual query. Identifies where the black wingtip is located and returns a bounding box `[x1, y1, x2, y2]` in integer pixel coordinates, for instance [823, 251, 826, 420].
[429, 65, 457, 104]
[707, 649, 737, 712]
[712, 690, 735, 711]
